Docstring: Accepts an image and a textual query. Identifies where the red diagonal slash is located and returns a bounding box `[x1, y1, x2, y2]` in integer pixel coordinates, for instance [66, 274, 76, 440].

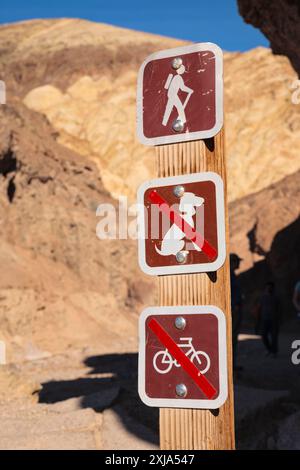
[148, 190, 217, 261]
[149, 318, 217, 399]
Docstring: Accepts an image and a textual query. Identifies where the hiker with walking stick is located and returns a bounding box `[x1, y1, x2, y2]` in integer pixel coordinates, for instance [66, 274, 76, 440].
[162, 64, 194, 127]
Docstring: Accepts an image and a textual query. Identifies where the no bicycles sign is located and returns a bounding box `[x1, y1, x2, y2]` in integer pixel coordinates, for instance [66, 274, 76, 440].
[138, 306, 228, 409]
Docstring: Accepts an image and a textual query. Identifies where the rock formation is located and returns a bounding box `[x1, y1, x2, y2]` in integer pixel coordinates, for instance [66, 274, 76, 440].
[230, 169, 300, 318]
[0, 101, 155, 361]
[0, 19, 299, 203]
[237, 0, 300, 75]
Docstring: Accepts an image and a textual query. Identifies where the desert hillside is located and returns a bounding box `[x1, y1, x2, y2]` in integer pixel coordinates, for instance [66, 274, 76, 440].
[0, 19, 299, 203]
[0, 101, 155, 362]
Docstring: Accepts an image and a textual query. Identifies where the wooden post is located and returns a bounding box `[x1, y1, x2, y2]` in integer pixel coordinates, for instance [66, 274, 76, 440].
[156, 129, 235, 450]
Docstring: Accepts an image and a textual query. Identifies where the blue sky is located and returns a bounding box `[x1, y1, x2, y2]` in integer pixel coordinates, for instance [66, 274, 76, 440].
[1, 0, 268, 52]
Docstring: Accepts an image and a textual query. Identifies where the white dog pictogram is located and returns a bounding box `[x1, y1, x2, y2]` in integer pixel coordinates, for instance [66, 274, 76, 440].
[155, 192, 204, 256]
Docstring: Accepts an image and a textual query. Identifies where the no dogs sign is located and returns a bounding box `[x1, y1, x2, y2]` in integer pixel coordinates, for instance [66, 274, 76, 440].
[137, 172, 226, 275]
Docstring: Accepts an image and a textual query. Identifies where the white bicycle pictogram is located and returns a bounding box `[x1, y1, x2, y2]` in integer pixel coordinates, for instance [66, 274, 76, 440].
[153, 337, 211, 375]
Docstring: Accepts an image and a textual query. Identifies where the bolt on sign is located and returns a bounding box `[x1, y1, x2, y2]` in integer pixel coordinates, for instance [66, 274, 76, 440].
[138, 306, 228, 409]
[137, 43, 223, 146]
[137, 172, 226, 276]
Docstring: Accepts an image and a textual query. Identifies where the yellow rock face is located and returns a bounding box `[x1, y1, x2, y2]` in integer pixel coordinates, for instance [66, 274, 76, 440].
[225, 47, 300, 201]
[24, 72, 155, 201]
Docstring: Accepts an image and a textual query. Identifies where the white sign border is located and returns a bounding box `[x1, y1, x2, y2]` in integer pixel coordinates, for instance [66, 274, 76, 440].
[137, 172, 226, 276]
[138, 305, 228, 410]
[137, 42, 224, 146]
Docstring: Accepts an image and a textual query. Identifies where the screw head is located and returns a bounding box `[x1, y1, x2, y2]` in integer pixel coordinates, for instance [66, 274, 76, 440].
[175, 316, 186, 330]
[172, 57, 183, 70]
[176, 251, 188, 264]
[176, 383, 187, 398]
[172, 119, 184, 133]
[173, 185, 185, 198]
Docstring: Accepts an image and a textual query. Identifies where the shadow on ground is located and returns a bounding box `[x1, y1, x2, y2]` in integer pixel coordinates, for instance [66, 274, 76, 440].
[37, 330, 300, 449]
[38, 352, 159, 446]
[233, 327, 300, 449]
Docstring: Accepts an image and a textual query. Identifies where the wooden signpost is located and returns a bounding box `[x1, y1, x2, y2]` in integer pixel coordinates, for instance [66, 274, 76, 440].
[136, 43, 235, 450]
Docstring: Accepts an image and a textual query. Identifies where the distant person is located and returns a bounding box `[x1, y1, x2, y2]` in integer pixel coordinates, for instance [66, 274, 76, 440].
[292, 281, 300, 319]
[230, 253, 243, 371]
[251, 301, 262, 335]
[259, 282, 281, 357]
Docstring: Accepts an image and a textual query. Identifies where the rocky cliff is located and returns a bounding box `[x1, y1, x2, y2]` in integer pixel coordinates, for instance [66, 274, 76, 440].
[0, 101, 154, 361]
[0, 19, 299, 203]
[237, 0, 300, 75]
[230, 170, 300, 318]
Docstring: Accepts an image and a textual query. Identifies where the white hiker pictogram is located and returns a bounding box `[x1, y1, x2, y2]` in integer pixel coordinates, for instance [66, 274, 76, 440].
[155, 192, 204, 256]
[153, 337, 211, 375]
[162, 64, 194, 127]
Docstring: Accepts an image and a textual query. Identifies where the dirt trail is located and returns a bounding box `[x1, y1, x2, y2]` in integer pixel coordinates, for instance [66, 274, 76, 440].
[235, 321, 300, 449]
[0, 347, 158, 450]
[0, 323, 299, 450]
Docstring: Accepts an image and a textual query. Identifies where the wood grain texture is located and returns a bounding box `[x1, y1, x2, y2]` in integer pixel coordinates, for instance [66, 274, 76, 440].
[156, 130, 235, 450]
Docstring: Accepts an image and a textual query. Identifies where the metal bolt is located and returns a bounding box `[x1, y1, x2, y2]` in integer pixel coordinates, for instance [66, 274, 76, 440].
[173, 185, 185, 198]
[172, 119, 184, 133]
[176, 383, 187, 398]
[172, 57, 183, 70]
[175, 316, 186, 330]
[176, 251, 188, 264]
